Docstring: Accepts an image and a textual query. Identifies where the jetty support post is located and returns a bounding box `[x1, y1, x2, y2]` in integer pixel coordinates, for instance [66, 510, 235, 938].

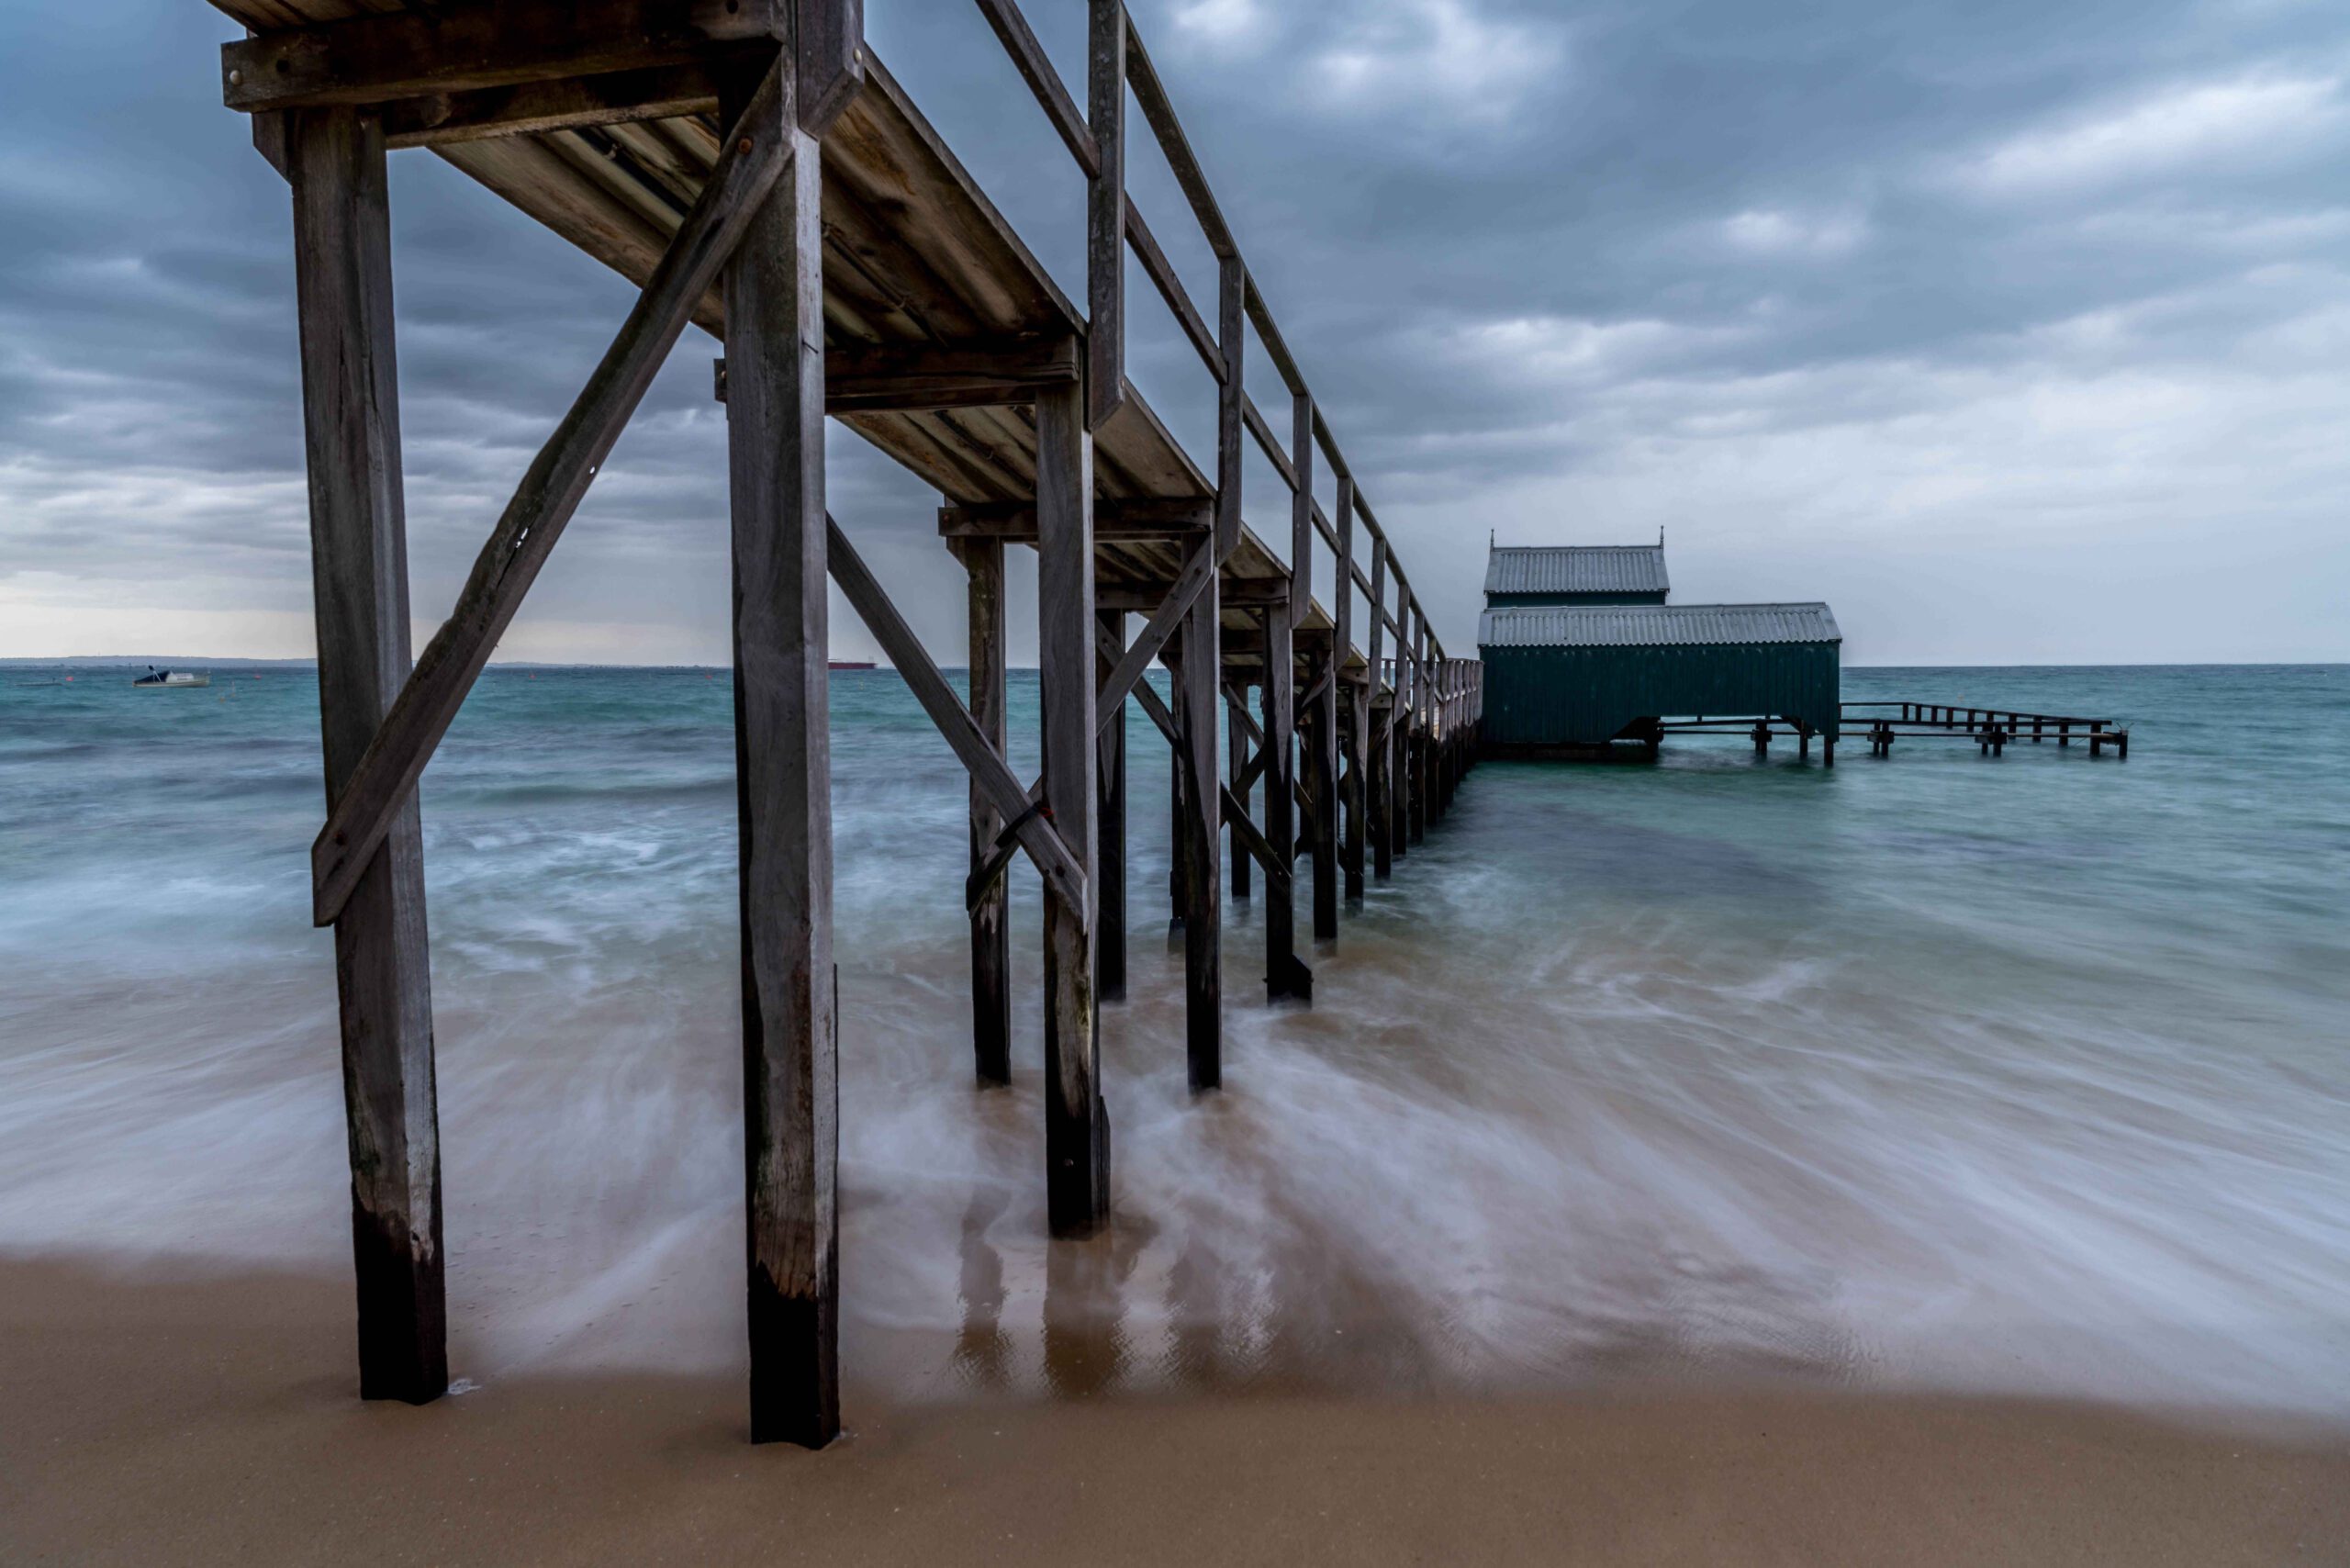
[1367, 536, 1391, 881]
[1173, 572, 1224, 1090]
[1036, 376, 1109, 1234]
[725, 46, 843, 1448]
[288, 103, 446, 1406]
[1095, 609, 1128, 1003]
[1391, 599, 1413, 861]
[1260, 599, 1307, 1001]
[1227, 684, 1252, 899]
[958, 537, 1012, 1081]
[1408, 610, 1428, 846]
[1308, 635, 1339, 942]
[1336, 478, 1365, 906]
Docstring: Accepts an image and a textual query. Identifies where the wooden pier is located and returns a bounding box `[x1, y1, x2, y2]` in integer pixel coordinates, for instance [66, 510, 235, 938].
[1842, 701, 2130, 758]
[213, 0, 1484, 1444]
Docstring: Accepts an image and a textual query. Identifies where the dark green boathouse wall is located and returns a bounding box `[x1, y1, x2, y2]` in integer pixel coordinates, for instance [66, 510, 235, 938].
[1482, 642, 1841, 745]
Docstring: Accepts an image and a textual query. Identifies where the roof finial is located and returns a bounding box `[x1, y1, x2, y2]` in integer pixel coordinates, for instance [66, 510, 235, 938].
[1659, 524, 1664, 548]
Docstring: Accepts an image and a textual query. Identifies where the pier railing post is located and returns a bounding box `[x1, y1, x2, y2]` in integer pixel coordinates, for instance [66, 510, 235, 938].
[1408, 612, 1428, 846]
[1036, 376, 1108, 1234]
[288, 102, 447, 1407]
[724, 60, 840, 1448]
[1085, 0, 1125, 430]
[959, 537, 1012, 1082]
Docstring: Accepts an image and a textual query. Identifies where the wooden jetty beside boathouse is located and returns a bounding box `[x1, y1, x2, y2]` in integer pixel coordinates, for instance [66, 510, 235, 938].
[210, 0, 1485, 1445]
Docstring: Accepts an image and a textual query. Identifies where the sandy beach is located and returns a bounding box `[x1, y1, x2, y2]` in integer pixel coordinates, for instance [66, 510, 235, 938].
[6, 1254, 2344, 1566]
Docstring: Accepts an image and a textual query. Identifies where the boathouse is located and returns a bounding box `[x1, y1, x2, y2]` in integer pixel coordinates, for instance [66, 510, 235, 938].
[1478, 542, 1840, 751]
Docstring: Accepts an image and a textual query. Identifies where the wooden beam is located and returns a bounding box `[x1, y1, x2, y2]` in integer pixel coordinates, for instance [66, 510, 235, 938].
[1035, 378, 1108, 1235]
[957, 537, 1011, 1085]
[287, 102, 445, 1407]
[827, 520, 1088, 916]
[309, 61, 793, 929]
[939, 497, 1208, 542]
[718, 336, 1083, 413]
[975, 0, 1100, 176]
[225, 0, 784, 115]
[1086, 0, 1125, 431]
[382, 61, 727, 149]
[820, 335, 1080, 413]
[1099, 577, 1283, 611]
[1289, 392, 1314, 622]
[792, 0, 864, 138]
[725, 64, 835, 1449]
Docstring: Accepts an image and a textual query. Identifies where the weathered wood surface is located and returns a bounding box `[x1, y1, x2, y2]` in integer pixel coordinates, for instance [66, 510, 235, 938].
[958, 537, 1011, 1084]
[1085, 0, 1125, 430]
[1173, 577, 1223, 1091]
[224, 0, 785, 114]
[722, 64, 836, 1450]
[288, 101, 446, 1408]
[1095, 609, 1127, 1005]
[309, 59, 794, 928]
[1226, 684, 1251, 900]
[1259, 599, 1306, 1002]
[1034, 379, 1108, 1237]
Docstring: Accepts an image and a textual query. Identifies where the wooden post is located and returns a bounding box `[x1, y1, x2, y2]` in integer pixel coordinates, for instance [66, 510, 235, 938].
[1335, 478, 1364, 906]
[1215, 256, 1244, 561]
[960, 538, 1011, 1082]
[1174, 578, 1223, 1089]
[1095, 608, 1127, 1004]
[1227, 686, 1252, 900]
[1367, 539, 1391, 881]
[723, 68, 838, 1448]
[1035, 377, 1107, 1235]
[1085, 0, 1125, 430]
[1168, 725, 1186, 937]
[1408, 613, 1427, 846]
[1260, 602, 1304, 1001]
[288, 104, 446, 1407]
[1391, 602, 1413, 860]
[1309, 640, 1339, 943]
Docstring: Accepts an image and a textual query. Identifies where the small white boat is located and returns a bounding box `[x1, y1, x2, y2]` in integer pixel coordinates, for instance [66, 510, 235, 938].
[132, 666, 210, 689]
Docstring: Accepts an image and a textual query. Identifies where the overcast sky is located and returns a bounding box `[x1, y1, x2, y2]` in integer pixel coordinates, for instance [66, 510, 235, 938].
[3, 0, 2345, 666]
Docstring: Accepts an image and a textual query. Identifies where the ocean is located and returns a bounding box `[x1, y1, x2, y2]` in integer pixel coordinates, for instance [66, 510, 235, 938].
[2, 661, 2344, 1418]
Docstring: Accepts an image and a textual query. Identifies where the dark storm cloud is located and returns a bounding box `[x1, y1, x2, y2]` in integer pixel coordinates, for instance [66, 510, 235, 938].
[3, 0, 2346, 662]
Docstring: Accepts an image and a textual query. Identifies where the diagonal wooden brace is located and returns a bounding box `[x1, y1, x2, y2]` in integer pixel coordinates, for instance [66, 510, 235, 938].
[825, 519, 1090, 918]
[1220, 786, 1290, 892]
[1093, 531, 1214, 737]
[310, 58, 792, 928]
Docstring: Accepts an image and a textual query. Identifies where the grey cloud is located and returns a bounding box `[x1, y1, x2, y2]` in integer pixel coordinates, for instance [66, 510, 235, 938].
[2, 0, 2345, 664]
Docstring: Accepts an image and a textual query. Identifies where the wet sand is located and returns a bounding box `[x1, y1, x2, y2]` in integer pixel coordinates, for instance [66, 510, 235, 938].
[6, 1256, 2344, 1566]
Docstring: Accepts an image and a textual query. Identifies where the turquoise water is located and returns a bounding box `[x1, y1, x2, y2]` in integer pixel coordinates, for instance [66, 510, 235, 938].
[2, 662, 2345, 1414]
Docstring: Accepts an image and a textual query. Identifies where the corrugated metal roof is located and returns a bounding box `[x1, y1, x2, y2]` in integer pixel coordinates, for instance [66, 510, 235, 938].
[1479, 602, 1841, 648]
[1483, 544, 1669, 597]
